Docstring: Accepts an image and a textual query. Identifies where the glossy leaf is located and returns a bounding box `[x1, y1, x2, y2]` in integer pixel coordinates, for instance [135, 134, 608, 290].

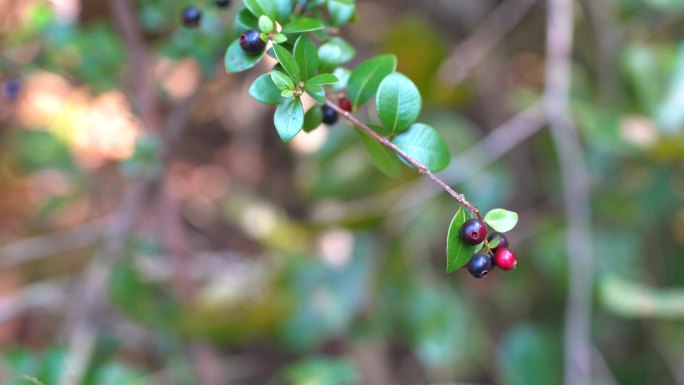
[318, 42, 343, 73]
[305, 85, 326, 104]
[307, 73, 339, 86]
[235, 9, 259, 33]
[347, 54, 397, 108]
[484, 208, 519, 233]
[328, 0, 355, 26]
[446, 208, 482, 272]
[273, 44, 301, 82]
[303, 106, 323, 132]
[273, 33, 288, 44]
[249, 74, 284, 104]
[392, 123, 450, 172]
[329, 37, 356, 63]
[274, 97, 304, 142]
[294, 35, 319, 81]
[271, 70, 295, 91]
[258, 15, 274, 33]
[282, 17, 326, 34]
[376, 72, 422, 134]
[274, 0, 295, 21]
[331, 67, 351, 91]
[225, 38, 265, 73]
[356, 125, 403, 177]
[243, 0, 276, 19]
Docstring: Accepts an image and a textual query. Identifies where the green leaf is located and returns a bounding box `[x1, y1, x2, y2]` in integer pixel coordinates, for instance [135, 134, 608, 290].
[484, 208, 519, 233]
[294, 35, 319, 81]
[282, 89, 294, 97]
[305, 84, 326, 103]
[259, 15, 275, 33]
[225, 38, 265, 73]
[274, 0, 295, 21]
[328, 0, 355, 26]
[356, 125, 403, 177]
[282, 17, 326, 33]
[244, 0, 276, 19]
[249, 74, 284, 104]
[260, 32, 270, 42]
[347, 54, 397, 108]
[328, 37, 356, 63]
[392, 123, 450, 172]
[235, 9, 258, 33]
[331, 67, 351, 91]
[274, 97, 304, 142]
[273, 44, 301, 82]
[303, 105, 323, 132]
[307, 73, 339, 86]
[318, 42, 343, 73]
[273, 33, 288, 43]
[271, 70, 295, 91]
[446, 208, 482, 272]
[376, 72, 422, 134]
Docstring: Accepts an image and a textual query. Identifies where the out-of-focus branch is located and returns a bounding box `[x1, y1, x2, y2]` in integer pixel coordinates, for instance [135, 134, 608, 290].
[437, 0, 537, 86]
[543, 0, 594, 384]
[0, 220, 105, 268]
[0, 280, 69, 322]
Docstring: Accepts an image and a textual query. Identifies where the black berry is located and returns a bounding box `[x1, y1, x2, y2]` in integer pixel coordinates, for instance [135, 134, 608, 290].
[215, 0, 230, 7]
[487, 232, 509, 252]
[240, 30, 266, 54]
[4, 78, 21, 100]
[459, 219, 487, 245]
[181, 6, 202, 28]
[494, 248, 517, 271]
[321, 105, 338, 125]
[467, 252, 494, 279]
[338, 97, 352, 112]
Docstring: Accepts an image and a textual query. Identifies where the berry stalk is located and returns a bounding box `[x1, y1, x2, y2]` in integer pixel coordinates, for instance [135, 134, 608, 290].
[323, 98, 483, 221]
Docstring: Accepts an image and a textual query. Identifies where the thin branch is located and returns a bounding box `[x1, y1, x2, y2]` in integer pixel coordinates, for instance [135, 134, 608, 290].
[437, 0, 538, 86]
[0, 219, 106, 268]
[324, 99, 483, 220]
[543, 0, 594, 384]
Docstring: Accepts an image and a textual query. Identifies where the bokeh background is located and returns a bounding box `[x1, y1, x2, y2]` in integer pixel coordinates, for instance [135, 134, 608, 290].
[1, 0, 684, 384]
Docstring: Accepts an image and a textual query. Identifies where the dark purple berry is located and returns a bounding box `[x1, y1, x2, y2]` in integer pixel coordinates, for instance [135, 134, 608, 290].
[467, 252, 494, 279]
[240, 30, 266, 54]
[215, 0, 230, 7]
[321, 105, 338, 125]
[4, 78, 21, 100]
[181, 6, 202, 28]
[338, 97, 352, 112]
[459, 219, 487, 245]
[494, 248, 518, 271]
[487, 232, 509, 252]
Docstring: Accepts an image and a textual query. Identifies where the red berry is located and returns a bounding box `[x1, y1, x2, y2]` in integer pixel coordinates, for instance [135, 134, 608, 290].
[338, 97, 352, 112]
[459, 219, 487, 245]
[494, 248, 517, 271]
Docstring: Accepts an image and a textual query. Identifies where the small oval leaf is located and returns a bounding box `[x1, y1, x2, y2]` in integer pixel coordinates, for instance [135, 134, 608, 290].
[306, 73, 339, 86]
[446, 208, 482, 272]
[249, 74, 284, 105]
[376, 72, 422, 134]
[347, 54, 397, 109]
[273, 44, 301, 82]
[274, 97, 304, 142]
[484, 208, 519, 233]
[282, 17, 326, 33]
[225, 38, 265, 73]
[294, 35, 319, 81]
[392, 123, 450, 172]
[271, 70, 295, 91]
[356, 125, 403, 177]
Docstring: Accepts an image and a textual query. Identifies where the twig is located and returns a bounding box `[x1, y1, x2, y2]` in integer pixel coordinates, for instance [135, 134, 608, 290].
[0, 279, 69, 322]
[437, 0, 538, 86]
[0, 219, 106, 268]
[391, 103, 546, 213]
[324, 99, 483, 220]
[543, 0, 594, 384]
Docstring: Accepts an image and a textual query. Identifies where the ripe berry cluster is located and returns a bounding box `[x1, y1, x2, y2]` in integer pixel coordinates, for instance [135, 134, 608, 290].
[181, 0, 231, 28]
[459, 219, 518, 279]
